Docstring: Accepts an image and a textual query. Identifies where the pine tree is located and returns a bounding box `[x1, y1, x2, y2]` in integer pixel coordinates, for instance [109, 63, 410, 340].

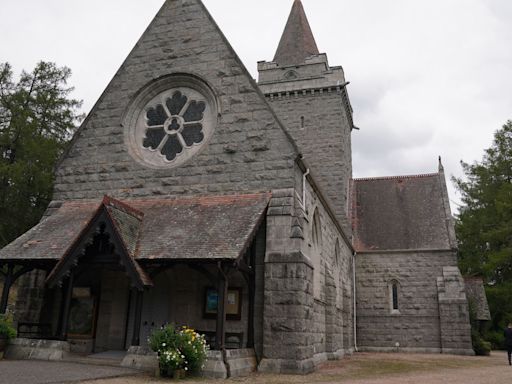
[0, 61, 83, 247]
[454, 121, 512, 342]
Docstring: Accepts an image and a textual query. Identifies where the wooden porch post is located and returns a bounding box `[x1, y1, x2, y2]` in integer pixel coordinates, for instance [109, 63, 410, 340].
[246, 274, 256, 348]
[246, 245, 256, 348]
[58, 273, 74, 341]
[0, 264, 14, 314]
[131, 288, 144, 346]
[215, 263, 228, 351]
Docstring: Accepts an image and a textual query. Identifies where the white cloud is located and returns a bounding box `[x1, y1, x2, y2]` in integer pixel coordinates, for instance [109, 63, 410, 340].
[0, 0, 510, 211]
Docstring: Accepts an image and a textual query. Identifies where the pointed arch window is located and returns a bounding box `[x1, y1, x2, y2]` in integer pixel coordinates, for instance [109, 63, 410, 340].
[389, 279, 400, 314]
[311, 208, 322, 249]
[311, 208, 323, 299]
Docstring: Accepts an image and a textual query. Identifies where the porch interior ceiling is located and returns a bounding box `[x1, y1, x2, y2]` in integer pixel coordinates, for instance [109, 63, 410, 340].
[0, 192, 271, 263]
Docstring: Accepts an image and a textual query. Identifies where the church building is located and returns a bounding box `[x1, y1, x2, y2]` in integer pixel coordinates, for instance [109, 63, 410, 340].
[0, 0, 473, 378]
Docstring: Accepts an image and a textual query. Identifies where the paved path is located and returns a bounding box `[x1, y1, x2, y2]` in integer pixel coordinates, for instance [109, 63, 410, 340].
[0, 360, 138, 384]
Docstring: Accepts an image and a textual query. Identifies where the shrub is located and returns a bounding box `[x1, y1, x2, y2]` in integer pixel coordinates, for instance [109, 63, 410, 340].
[0, 314, 16, 340]
[149, 324, 208, 377]
[472, 330, 491, 356]
[485, 329, 504, 350]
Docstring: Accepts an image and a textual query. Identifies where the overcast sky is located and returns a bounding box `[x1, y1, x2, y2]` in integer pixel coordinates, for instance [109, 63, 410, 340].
[1, 0, 511, 211]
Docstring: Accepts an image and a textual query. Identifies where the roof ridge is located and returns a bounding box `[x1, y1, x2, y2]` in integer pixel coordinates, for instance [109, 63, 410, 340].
[102, 195, 144, 219]
[352, 173, 440, 182]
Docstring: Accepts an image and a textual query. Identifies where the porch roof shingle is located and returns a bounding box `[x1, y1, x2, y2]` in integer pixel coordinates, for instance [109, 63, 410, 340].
[0, 193, 271, 262]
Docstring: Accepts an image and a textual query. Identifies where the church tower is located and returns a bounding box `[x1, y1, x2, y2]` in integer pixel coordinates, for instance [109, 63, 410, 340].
[258, 0, 354, 229]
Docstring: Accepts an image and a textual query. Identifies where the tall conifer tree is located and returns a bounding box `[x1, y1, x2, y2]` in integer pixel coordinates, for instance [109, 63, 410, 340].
[0, 62, 83, 247]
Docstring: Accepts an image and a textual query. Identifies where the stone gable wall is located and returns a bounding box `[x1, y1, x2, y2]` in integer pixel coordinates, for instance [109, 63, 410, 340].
[53, 0, 298, 202]
[355, 250, 470, 352]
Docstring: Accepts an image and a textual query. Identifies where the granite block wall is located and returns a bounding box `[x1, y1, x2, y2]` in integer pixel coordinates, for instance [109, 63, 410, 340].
[355, 250, 472, 353]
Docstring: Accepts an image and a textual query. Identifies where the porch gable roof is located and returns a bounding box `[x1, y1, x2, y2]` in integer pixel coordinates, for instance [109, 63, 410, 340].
[0, 193, 271, 263]
[45, 198, 151, 289]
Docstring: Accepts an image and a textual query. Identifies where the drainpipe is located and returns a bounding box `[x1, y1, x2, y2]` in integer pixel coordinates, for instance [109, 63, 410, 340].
[353, 251, 358, 352]
[301, 168, 310, 211]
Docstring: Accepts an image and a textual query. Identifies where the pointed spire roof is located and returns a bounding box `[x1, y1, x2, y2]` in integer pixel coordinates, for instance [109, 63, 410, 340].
[273, 0, 319, 66]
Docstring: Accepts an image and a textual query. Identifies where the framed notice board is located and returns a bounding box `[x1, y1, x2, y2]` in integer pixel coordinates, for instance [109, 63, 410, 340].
[204, 287, 242, 321]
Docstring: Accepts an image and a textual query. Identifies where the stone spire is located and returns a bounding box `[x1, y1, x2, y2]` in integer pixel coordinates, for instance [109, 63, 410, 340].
[273, 0, 319, 66]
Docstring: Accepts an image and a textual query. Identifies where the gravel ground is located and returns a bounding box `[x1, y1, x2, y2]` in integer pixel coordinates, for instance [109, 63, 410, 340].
[0, 360, 138, 384]
[78, 351, 511, 384]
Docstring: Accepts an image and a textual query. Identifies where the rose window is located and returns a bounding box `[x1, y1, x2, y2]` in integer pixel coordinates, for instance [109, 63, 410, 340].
[143, 91, 206, 161]
[125, 78, 217, 169]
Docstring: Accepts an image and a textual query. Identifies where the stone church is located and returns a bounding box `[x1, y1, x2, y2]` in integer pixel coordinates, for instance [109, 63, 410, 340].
[0, 0, 474, 378]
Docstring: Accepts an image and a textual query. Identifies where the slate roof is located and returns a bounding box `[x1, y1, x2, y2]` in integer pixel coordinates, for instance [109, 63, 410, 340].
[104, 196, 144, 259]
[44, 197, 151, 288]
[464, 276, 492, 321]
[352, 173, 453, 251]
[273, 0, 320, 66]
[0, 193, 270, 262]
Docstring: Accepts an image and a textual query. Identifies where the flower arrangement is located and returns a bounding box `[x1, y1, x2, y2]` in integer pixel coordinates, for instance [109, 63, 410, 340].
[149, 324, 208, 378]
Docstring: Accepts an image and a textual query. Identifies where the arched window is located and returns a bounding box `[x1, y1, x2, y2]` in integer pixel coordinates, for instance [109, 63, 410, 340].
[311, 208, 322, 298]
[334, 239, 342, 308]
[311, 209, 322, 249]
[334, 240, 341, 268]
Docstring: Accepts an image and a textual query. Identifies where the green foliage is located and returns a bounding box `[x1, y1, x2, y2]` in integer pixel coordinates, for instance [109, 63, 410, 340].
[468, 300, 492, 355]
[454, 120, 512, 341]
[0, 313, 16, 340]
[149, 325, 208, 376]
[0, 61, 83, 247]
[485, 329, 504, 350]
[471, 330, 492, 356]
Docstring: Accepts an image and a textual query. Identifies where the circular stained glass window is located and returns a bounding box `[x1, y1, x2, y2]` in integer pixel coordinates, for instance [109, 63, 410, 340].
[124, 75, 217, 169]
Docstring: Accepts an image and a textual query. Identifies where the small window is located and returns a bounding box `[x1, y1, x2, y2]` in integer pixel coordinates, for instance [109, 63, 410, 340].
[389, 279, 400, 314]
[284, 70, 298, 80]
[334, 240, 341, 268]
[392, 283, 399, 311]
[300, 116, 305, 129]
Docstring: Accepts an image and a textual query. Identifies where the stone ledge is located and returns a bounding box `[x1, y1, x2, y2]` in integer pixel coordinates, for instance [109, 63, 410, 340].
[259, 351, 330, 375]
[226, 349, 257, 378]
[121, 347, 256, 379]
[202, 350, 227, 379]
[6, 338, 70, 361]
[121, 346, 158, 372]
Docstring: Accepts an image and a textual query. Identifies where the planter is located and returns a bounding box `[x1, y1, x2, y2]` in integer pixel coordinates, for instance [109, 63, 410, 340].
[158, 367, 187, 379]
[173, 369, 187, 380]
